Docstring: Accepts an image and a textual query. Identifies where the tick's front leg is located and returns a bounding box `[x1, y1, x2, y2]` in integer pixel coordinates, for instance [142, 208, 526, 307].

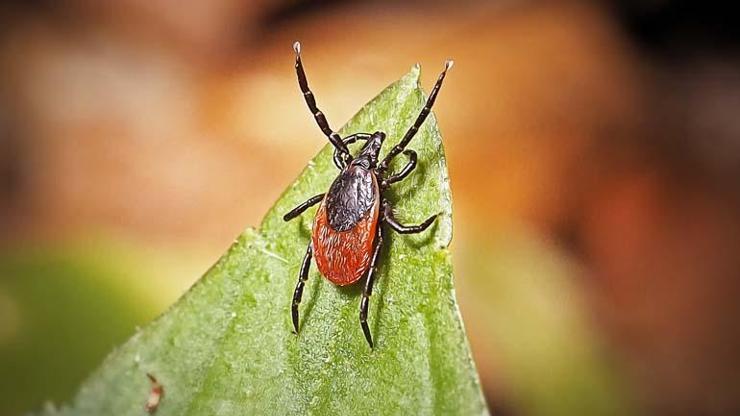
[382, 202, 437, 234]
[380, 150, 417, 186]
[283, 194, 325, 222]
[293, 41, 351, 160]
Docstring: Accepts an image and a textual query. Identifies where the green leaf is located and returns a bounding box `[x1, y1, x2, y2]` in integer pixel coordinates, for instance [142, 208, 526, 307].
[42, 65, 487, 415]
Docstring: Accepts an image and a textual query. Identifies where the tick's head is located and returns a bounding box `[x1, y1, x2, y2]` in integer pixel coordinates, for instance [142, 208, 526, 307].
[353, 131, 385, 168]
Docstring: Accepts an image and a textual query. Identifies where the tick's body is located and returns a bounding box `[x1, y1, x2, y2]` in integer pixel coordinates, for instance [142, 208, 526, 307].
[313, 164, 380, 285]
[284, 42, 452, 348]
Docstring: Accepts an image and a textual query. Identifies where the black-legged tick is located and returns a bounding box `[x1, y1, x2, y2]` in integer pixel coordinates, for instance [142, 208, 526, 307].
[284, 42, 452, 348]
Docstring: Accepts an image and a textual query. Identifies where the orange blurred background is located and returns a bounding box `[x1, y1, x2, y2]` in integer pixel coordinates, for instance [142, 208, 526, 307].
[1, 1, 739, 415]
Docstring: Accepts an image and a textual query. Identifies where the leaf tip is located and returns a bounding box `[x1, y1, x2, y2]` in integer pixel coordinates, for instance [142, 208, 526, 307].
[405, 63, 421, 86]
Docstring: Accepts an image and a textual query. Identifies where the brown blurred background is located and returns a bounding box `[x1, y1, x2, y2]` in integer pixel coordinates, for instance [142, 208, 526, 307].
[1, 1, 739, 415]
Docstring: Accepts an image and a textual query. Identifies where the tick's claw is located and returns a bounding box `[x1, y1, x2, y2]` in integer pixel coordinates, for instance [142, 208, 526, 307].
[292, 311, 300, 334]
[422, 214, 437, 229]
[293, 41, 301, 56]
[361, 322, 374, 349]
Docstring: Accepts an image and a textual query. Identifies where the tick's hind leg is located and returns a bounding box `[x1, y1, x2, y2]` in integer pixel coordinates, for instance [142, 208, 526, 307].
[360, 228, 384, 349]
[291, 244, 313, 333]
[383, 202, 437, 234]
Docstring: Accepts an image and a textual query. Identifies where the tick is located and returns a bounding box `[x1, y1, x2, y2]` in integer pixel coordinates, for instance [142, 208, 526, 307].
[284, 42, 452, 348]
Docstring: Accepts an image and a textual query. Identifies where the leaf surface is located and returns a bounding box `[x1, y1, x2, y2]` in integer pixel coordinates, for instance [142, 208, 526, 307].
[43, 65, 487, 415]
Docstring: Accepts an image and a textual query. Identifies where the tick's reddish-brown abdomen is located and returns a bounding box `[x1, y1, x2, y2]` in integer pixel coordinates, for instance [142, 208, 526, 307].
[312, 182, 379, 286]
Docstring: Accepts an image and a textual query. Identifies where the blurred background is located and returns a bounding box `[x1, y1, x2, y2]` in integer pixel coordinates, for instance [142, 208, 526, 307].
[1, 0, 738, 415]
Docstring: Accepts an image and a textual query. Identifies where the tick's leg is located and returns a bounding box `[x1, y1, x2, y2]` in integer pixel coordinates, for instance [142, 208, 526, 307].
[379, 60, 453, 172]
[383, 202, 437, 234]
[293, 42, 351, 162]
[381, 150, 417, 187]
[360, 226, 384, 349]
[283, 194, 325, 221]
[333, 133, 373, 169]
[291, 244, 313, 333]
